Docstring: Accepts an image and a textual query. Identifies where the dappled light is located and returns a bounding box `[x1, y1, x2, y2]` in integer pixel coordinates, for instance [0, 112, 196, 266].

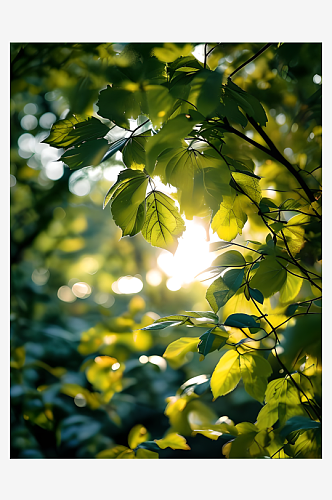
[10, 42, 322, 462]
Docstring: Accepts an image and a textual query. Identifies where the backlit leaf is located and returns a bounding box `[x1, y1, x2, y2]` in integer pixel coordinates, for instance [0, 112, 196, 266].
[96, 445, 135, 459]
[142, 191, 186, 254]
[232, 171, 262, 204]
[122, 134, 149, 170]
[155, 433, 191, 450]
[128, 424, 150, 449]
[239, 353, 273, 403]
[163, 337, 200, 368]
[211, 194, 248, 241]
[249, 256, 287, 298]
[206, 268, 245, 312]
[145, 113, 203, 173]
[43, 115, 109, 149]
[97, 85, 141, 129]
[135, 448, 159, 459]
[210, 350, 241, 398]
[139, 85, 176, 128]
[211, 250, 246, 268]
[153, 43, 194, 63]
[107, 170, 149, 236]
[279, 265, 303, 303]
[60, 138, 109, 170]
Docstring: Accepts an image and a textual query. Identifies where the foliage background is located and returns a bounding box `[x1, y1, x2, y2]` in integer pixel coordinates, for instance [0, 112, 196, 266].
[4, 3, 330, 498]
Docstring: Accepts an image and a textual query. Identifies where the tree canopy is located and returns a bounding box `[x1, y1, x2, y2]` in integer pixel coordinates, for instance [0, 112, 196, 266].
[10, 42, 322, 460]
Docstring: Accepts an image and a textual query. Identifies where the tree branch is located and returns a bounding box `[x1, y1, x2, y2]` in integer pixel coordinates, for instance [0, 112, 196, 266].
[228, 43, 273, 80]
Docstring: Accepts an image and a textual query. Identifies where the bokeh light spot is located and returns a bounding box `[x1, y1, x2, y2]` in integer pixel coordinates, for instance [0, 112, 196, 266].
[45, 161, 64, 180]
[10, 175, 17, 187]
[39, 112, 57, 129]
[74, 393, 87, 407]
[57, 285, 76, 303]
[166, 277, 182, 291]
[32, 268, 50, 286]
[146, 269, 162, 286]
[72, 282, 92, 299]
[112, 276, 143, 294]
[21, 114, 38, 131]
[24, 103, 38, 115]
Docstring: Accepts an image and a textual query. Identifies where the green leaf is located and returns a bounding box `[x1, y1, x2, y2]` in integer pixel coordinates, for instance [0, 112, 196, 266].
[108, 170, 149, 237]
[96, 445, 135, 459]
[248, 287, 264, 304]
[142, 191, 186, 254]
[206, 268, 245, 312]
[60, 138, 109, 170]
[226, 80, 268, 126]
[211, 250, 246, 268]
[232, 171, 262, 204]
[209, 241, 233, 252]
[279, 266, 303, 303]
[218, 92, 248, 128]
[163, 337, 200, 368]
[198, 329, 227, 358]
[286, 303, 299, 316]
[256, 378, 306, 429]
[184, 311, 220, 322]
[136, 441, 161, 453]
[154, 433, 191, 450]
[280, 416, 321, 440]
[194, 69, 223, 117]
[122, 134, 149, 170]
[128, 424, 150, 449]
[211, 194, 248, 241]
[249, 256, 287, 298]
[224, 313, 259, 329]
[42, 115, 110, 149]
[158, 145, 212, 218]
[135, 448, 159, 459]
[153, 43, 194, 63]
[145, 113, 203, 174]
[210, 350, 241, 398]
[101, 138, 128, 163]
[141, 320, 183, 331]
[139, 85, 176, 128]
[239, 353, 273, 403]
[96, 85, 141, 129]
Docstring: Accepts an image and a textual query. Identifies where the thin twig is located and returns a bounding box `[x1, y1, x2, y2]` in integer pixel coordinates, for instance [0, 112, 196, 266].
[228, 43, 273, 79]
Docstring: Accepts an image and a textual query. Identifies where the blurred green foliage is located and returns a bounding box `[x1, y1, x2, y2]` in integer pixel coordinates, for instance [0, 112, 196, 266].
[10, 42, 321, 459]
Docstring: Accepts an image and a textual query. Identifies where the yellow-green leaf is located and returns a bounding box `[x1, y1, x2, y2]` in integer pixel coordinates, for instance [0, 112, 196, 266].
[135, 448, 159, 459]
[128, 424, 150, 449]
[42, 114, 109, 149]
[279, 265, 303, 303]
[211, 194, 247, 241]
[122, 134, 149, 170]
[232, 171, 262, 204]
[240, 353, 272, 403]
[96, 445, 135, 459]
[210, 350, 241, 398]
[250, 256, 287, 298]
[163, 337, 200, 368]
[142, 191, 186, 254]
[155, 433, 191, 450]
